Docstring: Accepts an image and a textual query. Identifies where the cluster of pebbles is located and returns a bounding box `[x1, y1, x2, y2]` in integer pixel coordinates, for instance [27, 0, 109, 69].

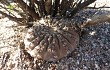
[0, 9, 110, 70]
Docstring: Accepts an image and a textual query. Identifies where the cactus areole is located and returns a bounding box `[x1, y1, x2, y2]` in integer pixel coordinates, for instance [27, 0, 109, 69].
[24, 18, 79, 61]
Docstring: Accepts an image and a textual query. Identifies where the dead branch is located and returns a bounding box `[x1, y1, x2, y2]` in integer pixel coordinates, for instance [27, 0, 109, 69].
[40, 0, 47, 16]
[70, 0, 96, 17]
[82, 12, 110, 27]
[0, 5, 16, 17]
[16, 0, 40, 20]
[86, 3, 110, 9]
[86, 6, 110, 9]
[51, 0, 60, 17]
[0, 11, 24, 22]
[60, 0, 68, 16]
[1, 7, 25, 18]
[45, 0, 52, 15]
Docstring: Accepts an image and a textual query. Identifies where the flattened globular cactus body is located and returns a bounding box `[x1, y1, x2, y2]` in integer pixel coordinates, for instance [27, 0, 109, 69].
[24, 18, 79, 61]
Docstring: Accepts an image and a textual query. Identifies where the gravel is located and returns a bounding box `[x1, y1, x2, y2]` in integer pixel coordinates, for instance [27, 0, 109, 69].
[55, 22, 110, 70]
[0, 3, 110, 70]
[42, 9, 110, 70]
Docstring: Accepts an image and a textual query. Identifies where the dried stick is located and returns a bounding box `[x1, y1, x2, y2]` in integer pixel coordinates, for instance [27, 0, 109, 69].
[86, 6, 110, 9]
[16, 0, 40, 20]
[45, 0, 52, 15]
[70, 0, 96, 17]
[0, 5, 16, 17]
[82, 12, 110, 27]
[0, 11, 23, 22]
[51, 0, 60, 17]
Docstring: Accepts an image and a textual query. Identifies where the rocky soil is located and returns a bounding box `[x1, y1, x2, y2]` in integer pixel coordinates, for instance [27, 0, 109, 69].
[0, 0, 110, 70]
